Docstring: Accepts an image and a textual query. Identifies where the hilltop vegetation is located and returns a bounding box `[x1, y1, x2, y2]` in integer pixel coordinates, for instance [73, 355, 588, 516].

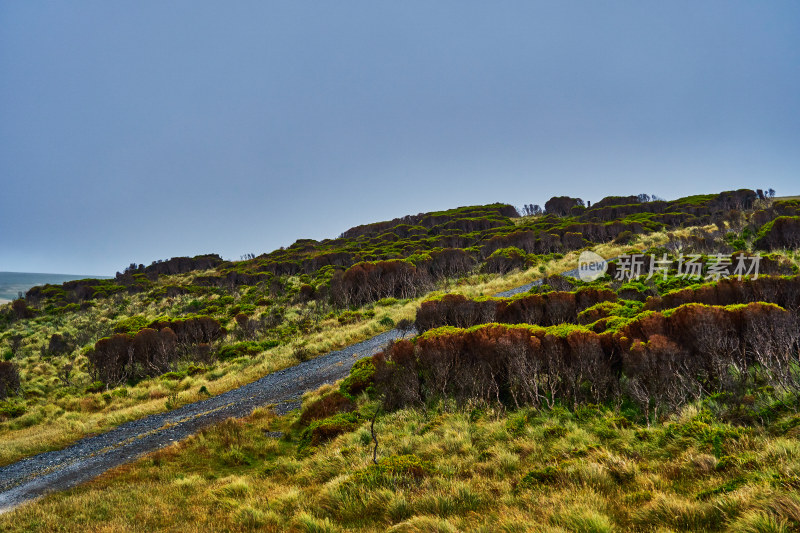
[2, 188, 800, 530]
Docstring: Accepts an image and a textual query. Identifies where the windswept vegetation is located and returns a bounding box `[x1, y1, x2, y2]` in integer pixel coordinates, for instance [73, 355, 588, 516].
[2, 188, 800, 530]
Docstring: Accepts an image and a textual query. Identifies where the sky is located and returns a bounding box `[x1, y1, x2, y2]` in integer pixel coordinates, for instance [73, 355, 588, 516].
[1, 2, 799, 276]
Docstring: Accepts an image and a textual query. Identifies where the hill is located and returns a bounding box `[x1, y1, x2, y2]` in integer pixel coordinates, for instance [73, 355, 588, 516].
[1, 189, 800, 530]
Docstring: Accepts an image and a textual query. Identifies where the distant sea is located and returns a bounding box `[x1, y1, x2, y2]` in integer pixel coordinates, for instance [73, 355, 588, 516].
[0, 272, 110, 302]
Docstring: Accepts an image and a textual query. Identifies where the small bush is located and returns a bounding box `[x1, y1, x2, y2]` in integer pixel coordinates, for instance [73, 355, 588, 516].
[0, 361, 21, 399]
[217, 340, 278, 361]
[293, 345, 311, 363]
[85, 381, 105, 393]
[299, 391, 355, 424]
[299, 412, 362, 448]
[340, 357, 376, 399]
[0, 400, 26, 419]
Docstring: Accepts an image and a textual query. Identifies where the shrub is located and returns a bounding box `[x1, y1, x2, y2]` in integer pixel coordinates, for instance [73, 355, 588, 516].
[293, 344, 311, 363]
[396, 318, 415, 336]
[0, 362, 21, 399]
[754, 216, 800, 250]
[485, 247, 529, 274]
[89, 317, 228, 384]
[132, 328, 179, 375]
[332, 260, 427, 307]
[378, 302, 800, 418]
[415, 289, 617, 332]
[375, 324, 613, 409]
[47, 333, 73, 356]
[113, 316, 150, 335]
[87, 334, 132, 385]
[217, 340, 278, 361]
[297, 283, 315, 302]
[147, 316, 226, 346]
[11, 299, 35, 320]
[340, 357, 376, 399]
[299, 412, 362, 448]
[415, 294, 495, 332]
[0, 400, 26, 419]
[298, 391, 355, 424]
[648, 275, 800, 315]
[545, 196, 583, 216]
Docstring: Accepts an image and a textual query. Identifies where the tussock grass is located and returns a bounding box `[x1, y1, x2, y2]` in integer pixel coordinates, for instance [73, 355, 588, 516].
[3, 386, 800, 532]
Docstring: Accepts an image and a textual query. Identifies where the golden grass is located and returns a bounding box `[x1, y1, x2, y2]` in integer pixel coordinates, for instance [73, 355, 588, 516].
[2, 388, 799, 532]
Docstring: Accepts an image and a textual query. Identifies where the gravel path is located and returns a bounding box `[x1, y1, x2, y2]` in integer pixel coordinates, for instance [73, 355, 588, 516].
[0, 329, 405, 513]
[0, 265, 590, 513]
[493, 265, 581, 297]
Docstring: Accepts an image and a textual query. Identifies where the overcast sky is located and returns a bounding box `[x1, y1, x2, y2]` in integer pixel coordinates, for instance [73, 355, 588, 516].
[1, 2, 798, 276]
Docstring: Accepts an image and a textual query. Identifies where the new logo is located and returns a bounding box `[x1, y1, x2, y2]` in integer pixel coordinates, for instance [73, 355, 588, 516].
[578, 251, 608, 281]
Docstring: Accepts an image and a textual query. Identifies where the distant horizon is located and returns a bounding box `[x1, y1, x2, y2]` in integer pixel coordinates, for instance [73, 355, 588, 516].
[0, 271, 112, 301]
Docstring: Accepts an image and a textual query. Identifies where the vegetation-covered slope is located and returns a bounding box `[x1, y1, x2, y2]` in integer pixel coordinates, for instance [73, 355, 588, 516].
[2, 188, 800, 530]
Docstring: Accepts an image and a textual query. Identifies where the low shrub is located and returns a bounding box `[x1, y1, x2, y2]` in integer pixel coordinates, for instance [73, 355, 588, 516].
[378, 302, 800, 421]
[217, 340, 279, 361]
[298, 391, 355, 425]
[299, 412, 362, 448]
[0, 361, 21, 399]
[0, 400, 26, 419]
[339, 357, 376, 399]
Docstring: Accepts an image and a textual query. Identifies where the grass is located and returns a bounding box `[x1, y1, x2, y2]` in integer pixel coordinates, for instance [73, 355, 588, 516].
[2, 391, 799, 532]
[0, 230, 667, 467]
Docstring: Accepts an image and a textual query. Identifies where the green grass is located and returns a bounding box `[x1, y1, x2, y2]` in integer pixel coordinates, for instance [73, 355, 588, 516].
[2, 393, 800, 532]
